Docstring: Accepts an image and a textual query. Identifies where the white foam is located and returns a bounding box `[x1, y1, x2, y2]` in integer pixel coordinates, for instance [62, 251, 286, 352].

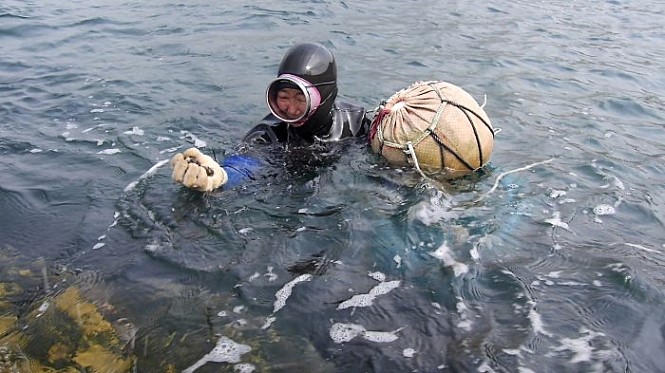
[527, 301, 552, 337]
[329, 323, 402, 344]
[329, 323, 365, 343]
[455, 298, 473, 331]
[273, 274, 312, 313]
[470, 246, 480, 261]
[624, 243, 657, 253]
[124, 127, 144, 136]
[36, 301, 50, 318]
[410, 191, 457, 225]
[337, 280, 400, 310]
[261, 316, 275, 330]
[549, 189, 566, 198]
[554, 328, 605, 363]
[403, 348, 416, 358]
[362, 330, 400, 343]
[393, 254, 402, 268]
[544, 211, 570, 231]
[593, 204, 615, 216]
[123, 159, 170, 192]
[97, 148, 121, 155]
[180, 130, 207, 148]
[182, 336, 251, 373]
[233, 363, 256, 373]
[368, 271, 386, 282]
[429, 242, 468, 277]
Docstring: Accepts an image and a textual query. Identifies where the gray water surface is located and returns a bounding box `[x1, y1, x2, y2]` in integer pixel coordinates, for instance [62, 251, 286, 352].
[2, 0, 665, 372]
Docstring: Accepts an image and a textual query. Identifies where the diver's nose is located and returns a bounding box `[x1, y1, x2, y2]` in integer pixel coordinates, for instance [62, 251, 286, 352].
[287, 100, 301, 116]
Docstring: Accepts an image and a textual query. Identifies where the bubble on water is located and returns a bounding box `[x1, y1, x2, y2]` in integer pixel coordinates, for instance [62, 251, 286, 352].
[410, 191, 458, 225]
[339, 294, 373, 309]
[362, 330, 400, 343]
[403, 348, 417, 358]
[393, 254, 402, 268]
[528, 303, 553, 337]
[429, 243, 468, 277]
[368, 271, 386, 282]
[234, 363, 256, 373]
[624, 243, 657, 253]
[97, 148, 121, 155]
[549, 189, 566, 199]
[337, 280, 400, 310]
[470, 246, 480, 261]
[593, 204, 615, 216]
[123, 126, 144, 136]
[547, 271, 562, 278]
[273, 274, 312, 313]
[182, 336, 252, 373]
[264, 266, 278, 282]
[553, 328, 606, 364]
[261, 316, 275, 330]
[207, 336, 251, 363]
[330, 323, 365, 343]
[544, 211, 570, 231]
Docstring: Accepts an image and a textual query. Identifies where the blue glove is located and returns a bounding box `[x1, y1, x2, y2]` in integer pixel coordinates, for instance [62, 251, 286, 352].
[221, 154, 264, 188]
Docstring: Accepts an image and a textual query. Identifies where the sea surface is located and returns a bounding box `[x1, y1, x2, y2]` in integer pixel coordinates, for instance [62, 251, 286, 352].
[1, 0, 665, 372]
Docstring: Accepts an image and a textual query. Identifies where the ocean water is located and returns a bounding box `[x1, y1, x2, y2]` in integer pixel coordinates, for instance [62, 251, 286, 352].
[1, 0, 665, 372]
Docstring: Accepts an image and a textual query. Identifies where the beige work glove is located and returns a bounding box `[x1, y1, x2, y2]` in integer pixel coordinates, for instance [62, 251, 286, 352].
[171, 147, 228, 192]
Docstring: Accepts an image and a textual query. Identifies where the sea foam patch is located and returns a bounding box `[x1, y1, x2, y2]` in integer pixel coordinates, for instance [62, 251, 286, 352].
[182, 336, 252, 373]
[273, 274, 312, 313]
[429, 242, 468, 277]
[337, 280, 401, 310]
[329, 323, 402, 344]
[409, 190, 458, 225]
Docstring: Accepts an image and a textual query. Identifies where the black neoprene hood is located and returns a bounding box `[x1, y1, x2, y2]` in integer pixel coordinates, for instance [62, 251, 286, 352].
[275, 43, 339, 137]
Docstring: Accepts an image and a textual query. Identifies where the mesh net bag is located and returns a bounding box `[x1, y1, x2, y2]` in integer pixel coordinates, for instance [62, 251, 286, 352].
[369, 81, 494, 176]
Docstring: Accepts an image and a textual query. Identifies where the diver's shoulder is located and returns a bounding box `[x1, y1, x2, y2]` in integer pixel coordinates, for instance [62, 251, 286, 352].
[335, 100, 367, 112]
[242, 114, 288, 144]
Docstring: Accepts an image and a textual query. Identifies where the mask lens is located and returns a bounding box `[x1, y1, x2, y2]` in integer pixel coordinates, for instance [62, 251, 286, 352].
[266, 74, 321, 123]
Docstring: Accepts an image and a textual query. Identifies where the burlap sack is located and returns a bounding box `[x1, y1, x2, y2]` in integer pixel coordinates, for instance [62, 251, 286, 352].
[370, 81, 494, 175]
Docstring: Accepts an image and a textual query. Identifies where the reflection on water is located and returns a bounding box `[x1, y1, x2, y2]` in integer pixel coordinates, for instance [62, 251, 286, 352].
[1, 0, 665, 371]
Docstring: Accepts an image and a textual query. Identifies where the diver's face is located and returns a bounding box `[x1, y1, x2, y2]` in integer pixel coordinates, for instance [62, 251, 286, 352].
[275, 88, 307, 126]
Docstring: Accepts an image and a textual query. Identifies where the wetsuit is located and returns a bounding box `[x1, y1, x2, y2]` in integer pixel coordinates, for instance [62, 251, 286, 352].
[219, 43, 372, 188]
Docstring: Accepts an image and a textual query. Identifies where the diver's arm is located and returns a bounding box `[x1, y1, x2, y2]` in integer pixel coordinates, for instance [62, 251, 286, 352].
[220, 154, 264, 188]
[216, 115, 288, 188]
